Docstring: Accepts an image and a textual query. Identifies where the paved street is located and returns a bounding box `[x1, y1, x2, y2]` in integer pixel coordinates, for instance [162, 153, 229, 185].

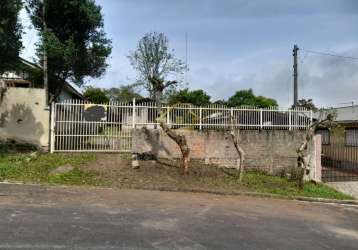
[0, 183, 357, 250]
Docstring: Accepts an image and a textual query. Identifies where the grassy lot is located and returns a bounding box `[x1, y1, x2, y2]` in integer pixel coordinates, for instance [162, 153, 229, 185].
[238, 171, 352, 200]
[0, 153, 353, 200]
[0, 153, 99, 185]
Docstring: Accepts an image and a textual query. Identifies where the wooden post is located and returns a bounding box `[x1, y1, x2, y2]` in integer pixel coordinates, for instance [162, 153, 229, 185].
[293, 44, 299, 106]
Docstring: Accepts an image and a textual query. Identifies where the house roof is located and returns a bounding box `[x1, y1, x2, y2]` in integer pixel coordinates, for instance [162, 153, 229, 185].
[1, 57, 84, 99]
[332, 105, 358, 123]
[20, 58, 42, 70]
[314, 105, 358, 123]
[61, 81, 84, 99]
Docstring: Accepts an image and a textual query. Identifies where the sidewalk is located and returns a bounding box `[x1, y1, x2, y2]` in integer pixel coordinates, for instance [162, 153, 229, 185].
[327, 182, 358, 199]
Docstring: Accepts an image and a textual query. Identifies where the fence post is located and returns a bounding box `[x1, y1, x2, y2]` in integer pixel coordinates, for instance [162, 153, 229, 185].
[230, 107, 234, 128]
[199, 107, 202, 130]
[289, 109, 292, 131]
[132, 98, 136, 129]
[166, 106, 170, 128]
[50, 102, 56, 153]
[260, 108, 263, 129]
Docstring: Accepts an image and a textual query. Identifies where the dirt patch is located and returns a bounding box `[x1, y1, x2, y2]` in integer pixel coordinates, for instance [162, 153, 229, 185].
[82, 154, 249, 192]
[50, 164, 74, 175]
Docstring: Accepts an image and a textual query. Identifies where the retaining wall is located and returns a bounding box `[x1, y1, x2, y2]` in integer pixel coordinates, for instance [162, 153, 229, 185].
[132, 128, 321, 179]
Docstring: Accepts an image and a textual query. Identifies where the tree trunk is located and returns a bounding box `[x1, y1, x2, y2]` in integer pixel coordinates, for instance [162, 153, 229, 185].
[296, 115, 333, 189]
[154, 89, 190, 175]
[297, 153, 306, 189]
[160, 121, 190, 175]
[297, 126, 314, 188]
[230, 129, 245, 182]
[230, 116, 245, 182]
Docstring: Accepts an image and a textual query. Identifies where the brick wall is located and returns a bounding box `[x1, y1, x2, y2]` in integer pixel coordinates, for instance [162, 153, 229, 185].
[132, 128, 317, 174]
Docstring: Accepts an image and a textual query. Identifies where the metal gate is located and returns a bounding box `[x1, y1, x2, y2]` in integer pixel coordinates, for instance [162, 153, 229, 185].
[322, 144, 358, 182]
[50, 99, 312, 153]
[50, 100, 133, 152]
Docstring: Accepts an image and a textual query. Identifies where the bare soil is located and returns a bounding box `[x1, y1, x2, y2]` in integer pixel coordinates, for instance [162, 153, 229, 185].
[83, 154, 249, 192]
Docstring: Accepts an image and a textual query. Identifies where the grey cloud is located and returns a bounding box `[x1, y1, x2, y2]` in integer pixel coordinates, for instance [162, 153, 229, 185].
[113, 0, 358, 19]
[21, 0, 358, 107]
[192, 46, 358, 108]
[299, 48, 358, 106]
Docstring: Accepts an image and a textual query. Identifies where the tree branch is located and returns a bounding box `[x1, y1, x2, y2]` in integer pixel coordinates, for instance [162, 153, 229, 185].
[164, 80, 177, 88]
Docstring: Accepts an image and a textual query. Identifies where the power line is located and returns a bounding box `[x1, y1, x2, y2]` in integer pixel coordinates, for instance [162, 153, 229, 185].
[299, 51, 310, 99]
[302, 49, 358, 61]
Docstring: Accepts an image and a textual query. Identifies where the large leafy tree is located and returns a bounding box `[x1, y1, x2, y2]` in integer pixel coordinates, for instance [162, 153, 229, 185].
[0, 0, 22, 74]
[168, 88, 211, 106]
[83, 86, 109, 103]
[26, 0, 112, 86]
[128, 32, 186, 101]
[130, 32, 190, 175]
[227, 89, 278, 108]
[105, 84, 143, 102]
[294, 99, 317, 111]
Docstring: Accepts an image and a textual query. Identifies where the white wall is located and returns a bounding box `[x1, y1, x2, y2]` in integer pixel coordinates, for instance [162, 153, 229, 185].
[0, 88, 50, 149]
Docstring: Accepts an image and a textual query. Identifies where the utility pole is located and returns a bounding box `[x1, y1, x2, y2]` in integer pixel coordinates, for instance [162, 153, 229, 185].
[293, 44, 299, 107]
[42, 0, 49, 105]
[185, 32, 188, 85]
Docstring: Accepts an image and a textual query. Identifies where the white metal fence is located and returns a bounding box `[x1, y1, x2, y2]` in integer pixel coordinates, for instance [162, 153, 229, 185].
[50, 99, 312, 152]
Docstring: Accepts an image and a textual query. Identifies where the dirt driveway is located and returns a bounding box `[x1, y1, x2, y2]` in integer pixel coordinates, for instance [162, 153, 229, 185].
[0, 183, 357, 249]
[82, 153, 253, 192]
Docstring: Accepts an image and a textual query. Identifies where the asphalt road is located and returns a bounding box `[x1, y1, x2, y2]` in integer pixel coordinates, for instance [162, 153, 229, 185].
[0, 183, 357, 250]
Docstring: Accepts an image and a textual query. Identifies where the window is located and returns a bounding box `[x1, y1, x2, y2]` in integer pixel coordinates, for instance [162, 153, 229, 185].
[345, 129, 358, 146]
[316, 129, 330, 145]
[5, 80, 31, 88]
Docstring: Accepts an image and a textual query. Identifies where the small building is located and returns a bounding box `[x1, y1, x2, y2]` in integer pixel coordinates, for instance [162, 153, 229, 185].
[316, 105, 358, 181]
[316, 105, 358, 146]
[0, 58, 83, 102]
[0, 58, 83, 151]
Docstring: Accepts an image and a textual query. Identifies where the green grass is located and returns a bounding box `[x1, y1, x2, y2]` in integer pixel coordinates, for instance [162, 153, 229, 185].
[0, 153, 353, 200]
[0, 153, 98, 185]
[235, 171, 353, 200]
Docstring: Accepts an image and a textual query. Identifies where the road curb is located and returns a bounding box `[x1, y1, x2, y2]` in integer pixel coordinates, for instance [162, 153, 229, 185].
[133, 186, 358, 206]
[293, 196, 358, 205]
[0, 181, 357, 206]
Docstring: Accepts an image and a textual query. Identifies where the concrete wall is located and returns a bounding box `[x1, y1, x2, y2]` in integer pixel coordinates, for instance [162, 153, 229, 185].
[0, 87, 49, 150]
[133, 128, 319, 176]
[311, 135, 321, 182]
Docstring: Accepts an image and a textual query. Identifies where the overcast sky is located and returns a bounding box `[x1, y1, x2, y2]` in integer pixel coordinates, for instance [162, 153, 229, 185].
[20, 0, 358, 107]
